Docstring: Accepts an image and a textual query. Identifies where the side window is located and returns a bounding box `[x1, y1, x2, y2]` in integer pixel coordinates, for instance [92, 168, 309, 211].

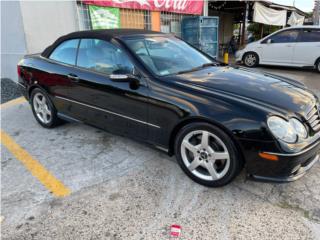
[77, 39, 134, 75]
[49, 39, 79, 65]
[299, 29, 320, 42]
[269, 30, 300, 43]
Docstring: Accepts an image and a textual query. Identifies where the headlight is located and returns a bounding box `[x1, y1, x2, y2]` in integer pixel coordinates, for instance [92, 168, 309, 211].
[267, 116, 308, 143]
[289, 118, 308, 139]
[267, 116, 297, 143]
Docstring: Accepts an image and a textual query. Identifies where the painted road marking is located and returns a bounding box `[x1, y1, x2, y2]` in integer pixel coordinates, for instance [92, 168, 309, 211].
[1, 97, 27, 109]
[1, 130, 71, 197]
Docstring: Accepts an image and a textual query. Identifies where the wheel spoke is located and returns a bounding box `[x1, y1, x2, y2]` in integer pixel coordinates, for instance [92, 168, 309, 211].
[41, 96, 46, 104]
[188, 158, 201, 171]
[182, 140, 198, 155]
[44, 113, 50, 123]
[204, 162, 219, 180]
[44, 106, 51, 115]
[213, 152, 229, 161]
[35, 97, 42, 106]
[201, 131, 209, 149]
[38, 112, 44, 122]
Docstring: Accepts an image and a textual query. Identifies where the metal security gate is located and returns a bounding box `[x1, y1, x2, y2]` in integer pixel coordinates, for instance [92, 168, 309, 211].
[76, 1, 151, 30]
[160, 12, 195, 37]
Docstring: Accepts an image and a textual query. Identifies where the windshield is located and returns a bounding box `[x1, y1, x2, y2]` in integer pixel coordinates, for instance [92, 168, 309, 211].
[124, 36, 213, 76]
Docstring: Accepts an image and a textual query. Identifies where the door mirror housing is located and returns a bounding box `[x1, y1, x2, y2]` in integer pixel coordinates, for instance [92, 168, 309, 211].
[110, 74, 141, 86]
[110, 67, 140, 82]
[267, 39, 273, 44]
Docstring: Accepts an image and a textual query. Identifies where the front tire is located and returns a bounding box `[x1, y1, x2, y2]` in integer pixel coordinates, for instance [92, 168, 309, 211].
[174, 123, 242, 187]
[243, 52, 259, 68]
[30, 88, 62, 128]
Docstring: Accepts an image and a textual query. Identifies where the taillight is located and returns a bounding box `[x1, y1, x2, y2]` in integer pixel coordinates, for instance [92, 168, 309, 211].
[17, 66, 22, 77]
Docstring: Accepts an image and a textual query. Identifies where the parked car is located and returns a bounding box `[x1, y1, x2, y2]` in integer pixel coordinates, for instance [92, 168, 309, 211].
[17, 29, 320, 187]
[236, 26, 320, 72]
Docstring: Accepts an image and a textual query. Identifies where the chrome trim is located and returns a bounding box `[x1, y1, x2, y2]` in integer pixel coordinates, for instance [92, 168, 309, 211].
[55, 96, 161, 129]
[155, 145, 169, 153]
[263, 140, 320, 157]
[17, 82, 26, 88]
[302, 154, 319, 172]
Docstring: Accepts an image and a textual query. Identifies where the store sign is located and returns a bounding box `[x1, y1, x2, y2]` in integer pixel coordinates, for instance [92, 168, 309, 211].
[84, 0, 204, 15]
[89, 5, 120, 29]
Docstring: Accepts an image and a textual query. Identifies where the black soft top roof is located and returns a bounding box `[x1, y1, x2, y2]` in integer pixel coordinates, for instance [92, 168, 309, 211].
[41, 29, 164, 58]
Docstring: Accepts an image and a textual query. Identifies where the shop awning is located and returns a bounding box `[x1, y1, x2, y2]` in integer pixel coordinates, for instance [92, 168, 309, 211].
[253, 2, 287, 26]
[287, 11, 305, 26]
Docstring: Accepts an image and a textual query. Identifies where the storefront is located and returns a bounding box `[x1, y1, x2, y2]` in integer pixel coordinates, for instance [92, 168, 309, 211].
[76, 0, 204, 37]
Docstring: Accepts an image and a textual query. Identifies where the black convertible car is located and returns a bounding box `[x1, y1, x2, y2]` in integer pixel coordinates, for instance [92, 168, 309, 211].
[17, 29, 320, 187]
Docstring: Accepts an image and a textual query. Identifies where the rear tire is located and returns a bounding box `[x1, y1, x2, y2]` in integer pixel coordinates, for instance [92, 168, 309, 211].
[243, 52, 259, 68]
[316, 59, 320, 73]
[174, 122, 242, 187]
[30, 88, 63, 128]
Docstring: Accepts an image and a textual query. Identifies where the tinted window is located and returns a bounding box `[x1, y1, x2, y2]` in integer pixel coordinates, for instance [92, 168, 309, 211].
[124, 37, 211, 76]
[269, 30, 300, 43]
[77, 39, 134, 75]
[299, 29, 320, 42]
[49, 39, 79, 65]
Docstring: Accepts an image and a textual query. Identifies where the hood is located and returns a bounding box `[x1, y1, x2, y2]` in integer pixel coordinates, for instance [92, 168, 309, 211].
[165, 66, 318, 116]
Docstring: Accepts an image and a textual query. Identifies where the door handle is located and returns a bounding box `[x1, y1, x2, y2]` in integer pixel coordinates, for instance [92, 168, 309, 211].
[67, 74, 79, 82]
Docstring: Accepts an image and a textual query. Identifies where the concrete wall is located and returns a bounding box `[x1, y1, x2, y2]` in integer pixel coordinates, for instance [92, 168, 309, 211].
[1, 1, 27, 81]
[20, 1, 79, 53]
[1, 1, 79, 82]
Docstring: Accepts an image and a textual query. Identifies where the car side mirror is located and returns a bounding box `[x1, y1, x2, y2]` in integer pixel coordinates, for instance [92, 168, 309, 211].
[267, 39, 273, 44]
[110, 74, 141, 89]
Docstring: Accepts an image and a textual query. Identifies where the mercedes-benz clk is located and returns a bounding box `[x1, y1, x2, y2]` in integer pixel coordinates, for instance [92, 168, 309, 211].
[17, 29, 320, 187]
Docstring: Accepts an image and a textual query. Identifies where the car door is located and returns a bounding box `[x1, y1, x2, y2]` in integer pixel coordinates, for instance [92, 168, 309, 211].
[45, 39, 81, 116]
[259, 29, 299, 65]
[59, 38, 150, 140]
[292, 28, 320, 66]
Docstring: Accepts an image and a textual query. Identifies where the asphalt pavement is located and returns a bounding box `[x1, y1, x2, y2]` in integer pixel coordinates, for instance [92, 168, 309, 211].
[1, 66, 320, 240]
[1, 78, 22, 103]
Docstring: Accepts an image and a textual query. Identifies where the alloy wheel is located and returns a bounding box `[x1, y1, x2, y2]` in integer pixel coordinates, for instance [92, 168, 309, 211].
[180, 130, 230, 181]
[244, 54, 257, 67]
[33, 92, 52, 124]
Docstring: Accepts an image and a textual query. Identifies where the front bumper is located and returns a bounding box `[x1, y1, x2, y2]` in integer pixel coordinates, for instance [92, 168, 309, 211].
[240, 138, 320, 183]
[235, 50, 244, 63]
[250, 154, 319, 182]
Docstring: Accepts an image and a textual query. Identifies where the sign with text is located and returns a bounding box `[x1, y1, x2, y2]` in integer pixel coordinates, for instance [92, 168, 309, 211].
[89, 5, 120, 29]
[84, 0, 203, 15]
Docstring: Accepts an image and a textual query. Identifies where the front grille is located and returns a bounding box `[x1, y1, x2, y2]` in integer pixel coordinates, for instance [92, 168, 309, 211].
[306, 105, 320, 132]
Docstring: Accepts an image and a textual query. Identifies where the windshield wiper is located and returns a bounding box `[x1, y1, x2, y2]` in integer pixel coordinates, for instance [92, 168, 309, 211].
[176, 62, 219, 75]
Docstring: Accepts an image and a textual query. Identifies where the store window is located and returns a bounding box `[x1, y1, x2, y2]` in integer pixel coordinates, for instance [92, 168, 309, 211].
[160, 12, 193, 37]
